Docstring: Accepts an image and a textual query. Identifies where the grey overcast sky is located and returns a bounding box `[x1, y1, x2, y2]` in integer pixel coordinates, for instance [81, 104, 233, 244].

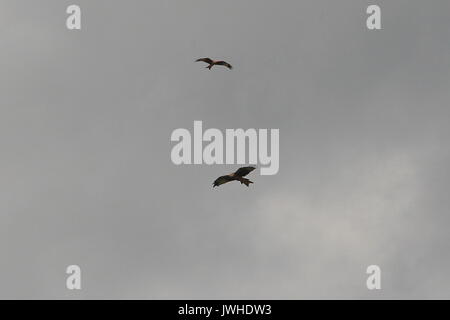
[1, 0, 450, 299]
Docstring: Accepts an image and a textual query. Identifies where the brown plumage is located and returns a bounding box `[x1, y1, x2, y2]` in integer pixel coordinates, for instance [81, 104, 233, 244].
[196, 58, 233, 70]
[213, 166, 256, 188]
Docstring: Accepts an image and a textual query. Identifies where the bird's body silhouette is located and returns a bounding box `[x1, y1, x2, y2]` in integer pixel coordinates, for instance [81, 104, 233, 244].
[196, 58, 233, 70]
[213, 166, 256, 188]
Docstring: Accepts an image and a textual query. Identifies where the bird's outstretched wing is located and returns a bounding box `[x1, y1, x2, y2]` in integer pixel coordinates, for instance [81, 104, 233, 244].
[234, 166, 256, 177]
[196, 58, 214, 64]
[213, 175, 234, 187]
[215, 61, 233, 69]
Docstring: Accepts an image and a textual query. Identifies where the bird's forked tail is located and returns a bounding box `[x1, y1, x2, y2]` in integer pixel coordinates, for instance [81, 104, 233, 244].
[237, 177, 253, 187]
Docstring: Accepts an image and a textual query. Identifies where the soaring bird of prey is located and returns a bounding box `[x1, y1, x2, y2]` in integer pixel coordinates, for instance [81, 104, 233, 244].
[213, 166, 256, 188]
[196, 58, 233, 70]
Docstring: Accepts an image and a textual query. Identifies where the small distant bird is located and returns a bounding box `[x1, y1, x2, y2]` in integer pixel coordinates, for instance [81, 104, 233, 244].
[213, 166, 256, 188]
[196, 58, 233, 70]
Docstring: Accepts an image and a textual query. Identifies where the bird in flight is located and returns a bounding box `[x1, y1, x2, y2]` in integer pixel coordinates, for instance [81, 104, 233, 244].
[213, 166, 256, 188]
[196, 58, 233, 70]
